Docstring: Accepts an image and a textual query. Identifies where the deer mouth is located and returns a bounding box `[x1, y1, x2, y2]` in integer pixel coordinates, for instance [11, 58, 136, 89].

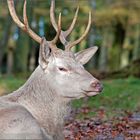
[82, 89, 101, 97]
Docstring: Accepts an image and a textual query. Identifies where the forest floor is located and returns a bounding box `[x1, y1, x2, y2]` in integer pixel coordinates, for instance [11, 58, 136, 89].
[64, 77, 140, 140]
[0, 76, 140, 140]
[64, 105, 140, 140]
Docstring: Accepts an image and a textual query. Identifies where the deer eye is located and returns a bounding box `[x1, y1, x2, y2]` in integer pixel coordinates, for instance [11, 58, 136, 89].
[58, 67, 68, 72]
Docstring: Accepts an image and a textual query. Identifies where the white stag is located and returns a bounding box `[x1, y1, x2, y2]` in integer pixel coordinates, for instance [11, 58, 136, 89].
[0, 0, 103, 139]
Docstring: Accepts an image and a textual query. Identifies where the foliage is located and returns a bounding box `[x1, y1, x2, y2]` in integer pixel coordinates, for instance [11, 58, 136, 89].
[65, 111, 140, 139]
[0, 0, 140, 75]
[0, 76, 25, 95]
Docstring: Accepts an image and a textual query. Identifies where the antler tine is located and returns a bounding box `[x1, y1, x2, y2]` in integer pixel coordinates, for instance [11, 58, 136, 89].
[23, 0, 29, 29]
[63, 6, 79, 37]
[7, 0, 24, 29]
[50, 0, 79, 46]
[50, 0, 57, 31]
[51, 13, 62, 44]
[61, 6, 79, 46]
[7, 0, 41, 44]
[65, 12, 92, 51]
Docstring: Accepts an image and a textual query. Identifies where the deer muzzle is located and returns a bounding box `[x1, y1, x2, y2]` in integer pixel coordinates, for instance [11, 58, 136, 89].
[90, 81, 103, 92]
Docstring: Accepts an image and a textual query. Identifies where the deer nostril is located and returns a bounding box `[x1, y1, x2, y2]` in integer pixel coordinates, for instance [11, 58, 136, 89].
[91, 81, 103, 92]
[91, 82, 97, 88]
[91, 81, 100, 88]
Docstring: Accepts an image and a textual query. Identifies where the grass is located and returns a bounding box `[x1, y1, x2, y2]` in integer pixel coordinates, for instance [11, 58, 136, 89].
[73, 76, 140, 119]
[0, 76, 26, 94]
[0, 76, 140, 118]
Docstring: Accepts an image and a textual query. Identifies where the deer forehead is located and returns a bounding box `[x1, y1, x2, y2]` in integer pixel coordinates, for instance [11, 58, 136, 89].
[51, 53, 81, 71]
[53, 51, 77, 65]
[54, 57, 78, 68]
[54, 49, 75, 58]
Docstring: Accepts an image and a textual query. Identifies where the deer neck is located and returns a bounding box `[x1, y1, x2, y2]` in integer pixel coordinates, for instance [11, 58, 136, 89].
[7, 66, 71, 134]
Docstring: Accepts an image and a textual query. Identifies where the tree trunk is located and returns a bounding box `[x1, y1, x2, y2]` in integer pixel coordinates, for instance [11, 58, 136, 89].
[109, 23, 125, 71]
[99, 27, 109, 72]
[7, 47, 14, 75]
[120, 49, 129, 68]
[14, 1, 32, 73]
[132, 24, 140, 61]
[14, 30, 29, 73]
[28, 41, 36, 71]
[79, 26, 86, 51]
[0, 15, 12, 74]
[120, 24, 131, 68]
[27, 2, 36, 72]
[87, 27, 97, 69]
[70, 29, 77, 52]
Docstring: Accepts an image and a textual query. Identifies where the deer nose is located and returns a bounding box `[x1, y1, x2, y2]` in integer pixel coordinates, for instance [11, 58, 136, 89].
[90, 81, 103, 92]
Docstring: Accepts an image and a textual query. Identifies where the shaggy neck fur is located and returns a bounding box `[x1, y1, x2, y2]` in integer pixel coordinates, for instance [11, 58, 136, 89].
[6, 66, 71, 137]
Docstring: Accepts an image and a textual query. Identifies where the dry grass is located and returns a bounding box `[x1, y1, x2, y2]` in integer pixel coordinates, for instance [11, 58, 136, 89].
[0, 85, 7, 96]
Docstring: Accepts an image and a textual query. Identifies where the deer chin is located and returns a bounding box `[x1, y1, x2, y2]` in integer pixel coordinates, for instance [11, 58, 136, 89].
[84, 92, 100, 97]
[62, 94, 85, 100]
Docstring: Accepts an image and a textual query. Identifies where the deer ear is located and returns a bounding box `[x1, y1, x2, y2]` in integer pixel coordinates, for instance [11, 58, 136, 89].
[75, 46, 98, 65]
[39, 37, 52, 70]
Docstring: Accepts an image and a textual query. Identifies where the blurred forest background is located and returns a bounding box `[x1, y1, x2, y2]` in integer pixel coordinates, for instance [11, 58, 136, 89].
[0, 0, 140, 77]
[0, 0, 140, 139]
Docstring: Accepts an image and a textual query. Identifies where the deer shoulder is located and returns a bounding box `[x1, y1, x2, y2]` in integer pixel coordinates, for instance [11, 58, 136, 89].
[0, 101, 51, 139]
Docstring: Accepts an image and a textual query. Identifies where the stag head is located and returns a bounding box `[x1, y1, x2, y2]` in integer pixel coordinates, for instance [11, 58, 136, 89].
[7, 0, 103, 99]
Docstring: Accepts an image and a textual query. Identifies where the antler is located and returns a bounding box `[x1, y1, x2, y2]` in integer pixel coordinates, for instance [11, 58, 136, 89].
[50, 0, 79, 47]
[66, 12, 91, 51]
[50, 0, 92, 51]
[7, 0, 61, 49]
[7, 0, 91, 51]
[7, 0, 42, 44]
